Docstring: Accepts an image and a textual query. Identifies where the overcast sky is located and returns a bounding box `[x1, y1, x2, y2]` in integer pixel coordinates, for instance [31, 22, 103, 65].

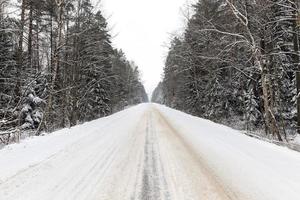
[98, 0, 193, 96]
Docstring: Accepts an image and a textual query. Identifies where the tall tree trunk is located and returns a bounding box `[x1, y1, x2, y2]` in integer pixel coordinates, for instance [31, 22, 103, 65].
[62, 9, 70, 127]
[260, 37, 282, 141]
[243, 0, 281, 140]
[15, 0, 26, 100]
[36, 18, 40, 71]
[49, 14, 53, 73]
[292, 0, 300, 134]
[44, 0, 64, 132]
[28, 2, 33, 68]
[14, 0, 26, 142]
[70, 0, 81, 126]
[70, 34, 80, 126]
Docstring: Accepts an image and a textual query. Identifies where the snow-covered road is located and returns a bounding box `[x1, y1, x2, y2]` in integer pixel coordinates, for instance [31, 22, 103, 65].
[0, 104, 300, 200]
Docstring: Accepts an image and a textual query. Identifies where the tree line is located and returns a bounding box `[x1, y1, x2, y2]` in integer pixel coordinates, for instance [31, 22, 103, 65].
[152, 0, 300, 141]
[0, 0, 148, 144]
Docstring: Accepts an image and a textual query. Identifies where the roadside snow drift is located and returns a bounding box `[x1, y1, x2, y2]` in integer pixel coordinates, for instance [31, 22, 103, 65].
[155, 104, 300, 200]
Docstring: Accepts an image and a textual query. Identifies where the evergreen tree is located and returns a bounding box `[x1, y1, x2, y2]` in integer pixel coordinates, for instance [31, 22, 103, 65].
[158, 0, 299, 140]
[0, 0, 148, 144]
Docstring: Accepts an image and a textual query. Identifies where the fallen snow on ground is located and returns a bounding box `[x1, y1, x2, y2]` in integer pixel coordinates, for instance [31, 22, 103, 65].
[291, 135, 300, 145]
[0, 103, 300, 200]
[0, 106, 143, 182]
[155, 104, 300, 200]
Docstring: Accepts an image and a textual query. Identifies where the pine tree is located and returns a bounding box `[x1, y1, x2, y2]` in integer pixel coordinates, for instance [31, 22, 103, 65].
[158, 0, 299, 140]
[0, 16, 18, 132]
[0, 0, 148, 144]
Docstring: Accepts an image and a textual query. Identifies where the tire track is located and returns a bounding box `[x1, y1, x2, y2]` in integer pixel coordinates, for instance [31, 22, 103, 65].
[0, 104, 235, 200]
[139, 112, 170, 200]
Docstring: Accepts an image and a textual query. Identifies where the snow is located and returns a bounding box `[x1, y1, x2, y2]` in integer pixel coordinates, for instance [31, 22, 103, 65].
[292, 135, 300, 145]
[21, 104, 31, 113]
[21, 122, 32, 129]
[0, 105, 145, 182]
[0, 103, 300, 200]
[32, 95, 44, 105]
[155, 104, 300, 200]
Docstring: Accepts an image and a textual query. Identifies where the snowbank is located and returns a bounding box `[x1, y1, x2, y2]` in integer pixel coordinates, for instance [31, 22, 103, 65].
[0, 104, 147, 182]
[155, 104, 300, 200]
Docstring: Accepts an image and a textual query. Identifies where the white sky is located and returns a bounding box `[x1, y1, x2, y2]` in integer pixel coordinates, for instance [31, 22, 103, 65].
[98, 0, 193, 96]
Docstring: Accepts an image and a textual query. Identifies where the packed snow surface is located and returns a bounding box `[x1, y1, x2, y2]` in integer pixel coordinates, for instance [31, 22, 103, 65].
[0, 103, 300, 200]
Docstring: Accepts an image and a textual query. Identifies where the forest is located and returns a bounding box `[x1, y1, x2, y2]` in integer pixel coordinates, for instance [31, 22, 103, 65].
[152, 0, 300, 141]
[0, 0, 148, 144]
[1, 1, 300, 197]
